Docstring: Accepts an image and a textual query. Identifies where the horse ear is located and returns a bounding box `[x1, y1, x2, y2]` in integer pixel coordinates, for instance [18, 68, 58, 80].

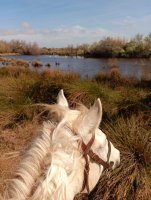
[77, 98, 102, 136]
[57, 89, 69, 107]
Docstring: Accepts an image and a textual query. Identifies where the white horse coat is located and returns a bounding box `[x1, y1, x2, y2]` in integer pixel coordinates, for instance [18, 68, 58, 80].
[4, 90, 120, 200]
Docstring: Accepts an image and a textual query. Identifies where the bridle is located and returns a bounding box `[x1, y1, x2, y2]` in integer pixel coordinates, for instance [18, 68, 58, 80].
[54, 124, 112, 194]
[80, 133, 113, 193]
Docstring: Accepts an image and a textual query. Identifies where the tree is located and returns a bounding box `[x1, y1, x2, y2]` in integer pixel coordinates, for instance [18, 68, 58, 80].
[0, 40, 11, 53]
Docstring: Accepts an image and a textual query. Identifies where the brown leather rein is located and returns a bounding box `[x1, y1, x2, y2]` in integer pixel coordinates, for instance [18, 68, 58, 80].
[80, 133, 112, 193]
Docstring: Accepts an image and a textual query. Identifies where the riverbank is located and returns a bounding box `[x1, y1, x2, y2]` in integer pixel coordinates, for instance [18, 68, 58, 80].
[0, 65, 151, 199]
[1, 33, 151, 59]
[0, 53, 20, 57]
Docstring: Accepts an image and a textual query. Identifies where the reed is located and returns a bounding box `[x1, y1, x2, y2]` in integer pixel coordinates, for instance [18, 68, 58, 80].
[0, 64, 150, 199]
[88, 115, 151, 200]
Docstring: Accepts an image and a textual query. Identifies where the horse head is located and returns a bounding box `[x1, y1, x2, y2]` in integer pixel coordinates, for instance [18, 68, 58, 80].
[4, 89, 120, 200]
[56, 90, 120, 193]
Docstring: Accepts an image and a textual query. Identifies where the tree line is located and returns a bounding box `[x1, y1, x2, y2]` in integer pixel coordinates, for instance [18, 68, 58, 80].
[0, 40, 42, 55]
[84, 33, 151, 58]
[1, 33, 151, 58]
[43, 33, 151, 58]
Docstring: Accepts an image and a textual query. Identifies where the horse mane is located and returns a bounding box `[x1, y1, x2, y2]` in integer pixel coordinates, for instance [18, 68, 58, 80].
[4, 121, 53, 199]
[35, 103, 70, 122]
[36, 103, 88, 117]
[4, 107, 85, 200]
[3, 92, 120, 200]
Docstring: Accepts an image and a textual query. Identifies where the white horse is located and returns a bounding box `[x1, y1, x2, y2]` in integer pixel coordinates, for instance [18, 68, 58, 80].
[3, 90, 120, 200]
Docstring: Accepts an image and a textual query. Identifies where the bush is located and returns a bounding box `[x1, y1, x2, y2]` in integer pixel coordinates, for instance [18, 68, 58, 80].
[45, 62, 51, 67]
[32, 60, 43, 67]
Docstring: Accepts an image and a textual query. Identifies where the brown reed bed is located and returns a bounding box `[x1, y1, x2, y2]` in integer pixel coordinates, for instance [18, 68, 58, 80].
[0, 66, 29, 78]
[0, 65, 150, 199]
[0, 57, 29, 68]
[94, 67, 151, 95]
[88, 114, 151, 200]
[11, 59, 29, 68]
[94, 67, 132, 88]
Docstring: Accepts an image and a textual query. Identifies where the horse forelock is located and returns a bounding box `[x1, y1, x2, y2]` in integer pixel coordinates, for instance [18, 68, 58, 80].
[38, 102, 88, 124]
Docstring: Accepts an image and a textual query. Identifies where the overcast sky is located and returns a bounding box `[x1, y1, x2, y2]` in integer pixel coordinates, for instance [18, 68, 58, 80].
[0, 0, 151, 47]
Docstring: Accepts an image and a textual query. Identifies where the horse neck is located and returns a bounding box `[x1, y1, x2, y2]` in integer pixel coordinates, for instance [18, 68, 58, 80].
[4, 122, 53, 200]
[31, 125, 85, 200]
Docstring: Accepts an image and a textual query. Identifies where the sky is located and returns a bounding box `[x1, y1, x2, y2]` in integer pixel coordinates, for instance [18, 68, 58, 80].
[0, 0, 151, 47]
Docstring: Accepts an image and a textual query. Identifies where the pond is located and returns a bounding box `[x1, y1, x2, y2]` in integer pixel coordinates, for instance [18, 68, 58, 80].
[2, 55, 151, 79]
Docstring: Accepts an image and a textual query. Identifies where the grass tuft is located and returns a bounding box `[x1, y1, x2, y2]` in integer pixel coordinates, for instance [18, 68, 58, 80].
[88, 115, 151, 200]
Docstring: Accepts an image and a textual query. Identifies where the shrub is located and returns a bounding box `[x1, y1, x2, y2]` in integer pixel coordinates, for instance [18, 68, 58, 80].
[45, 62, 51, 67]
[32, 60, 43, 67]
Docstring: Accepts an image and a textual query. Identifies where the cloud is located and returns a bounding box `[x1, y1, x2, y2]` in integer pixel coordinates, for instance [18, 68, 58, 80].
[0, 22, 113, 47]
[21, 21, 35, 34]
[3, 16, 151, 47]
[22, 22, 32, 29]
[0, 22, 36, 36]
[112, 14, 151, 36]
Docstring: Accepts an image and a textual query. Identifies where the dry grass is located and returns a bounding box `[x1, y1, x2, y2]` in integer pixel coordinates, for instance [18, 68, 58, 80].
[25, 69, 80, 104]
[0, 58, 29, 68]
[94, 67, 131, 88]
[1, 112, 151, 199]
[75, 114, 151, 200]
[94, 67, 151, 91]
[0, 66, 29, 78]
[87, 114, 151, 200]
[0, 119, 40, 194]
[0, 64, 150, 199]
[11, 59, 29, 68]
[41, 69, 80, 82]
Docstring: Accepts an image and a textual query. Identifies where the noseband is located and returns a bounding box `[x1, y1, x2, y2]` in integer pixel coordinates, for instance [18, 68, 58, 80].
[81, 133, 112, 193]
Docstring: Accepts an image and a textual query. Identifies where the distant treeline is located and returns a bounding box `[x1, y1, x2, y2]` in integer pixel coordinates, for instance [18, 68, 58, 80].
[42, 46, 84, 57]
[0, 40, 42, 55]
[1, 33, 151, 58]
[44, 33, 151, 58]
[85, 33, 151, 58]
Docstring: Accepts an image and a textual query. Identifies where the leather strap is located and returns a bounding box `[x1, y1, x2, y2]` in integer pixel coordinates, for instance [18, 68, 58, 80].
[81, 136, 112, 193]
[65, 125, 112, 194]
